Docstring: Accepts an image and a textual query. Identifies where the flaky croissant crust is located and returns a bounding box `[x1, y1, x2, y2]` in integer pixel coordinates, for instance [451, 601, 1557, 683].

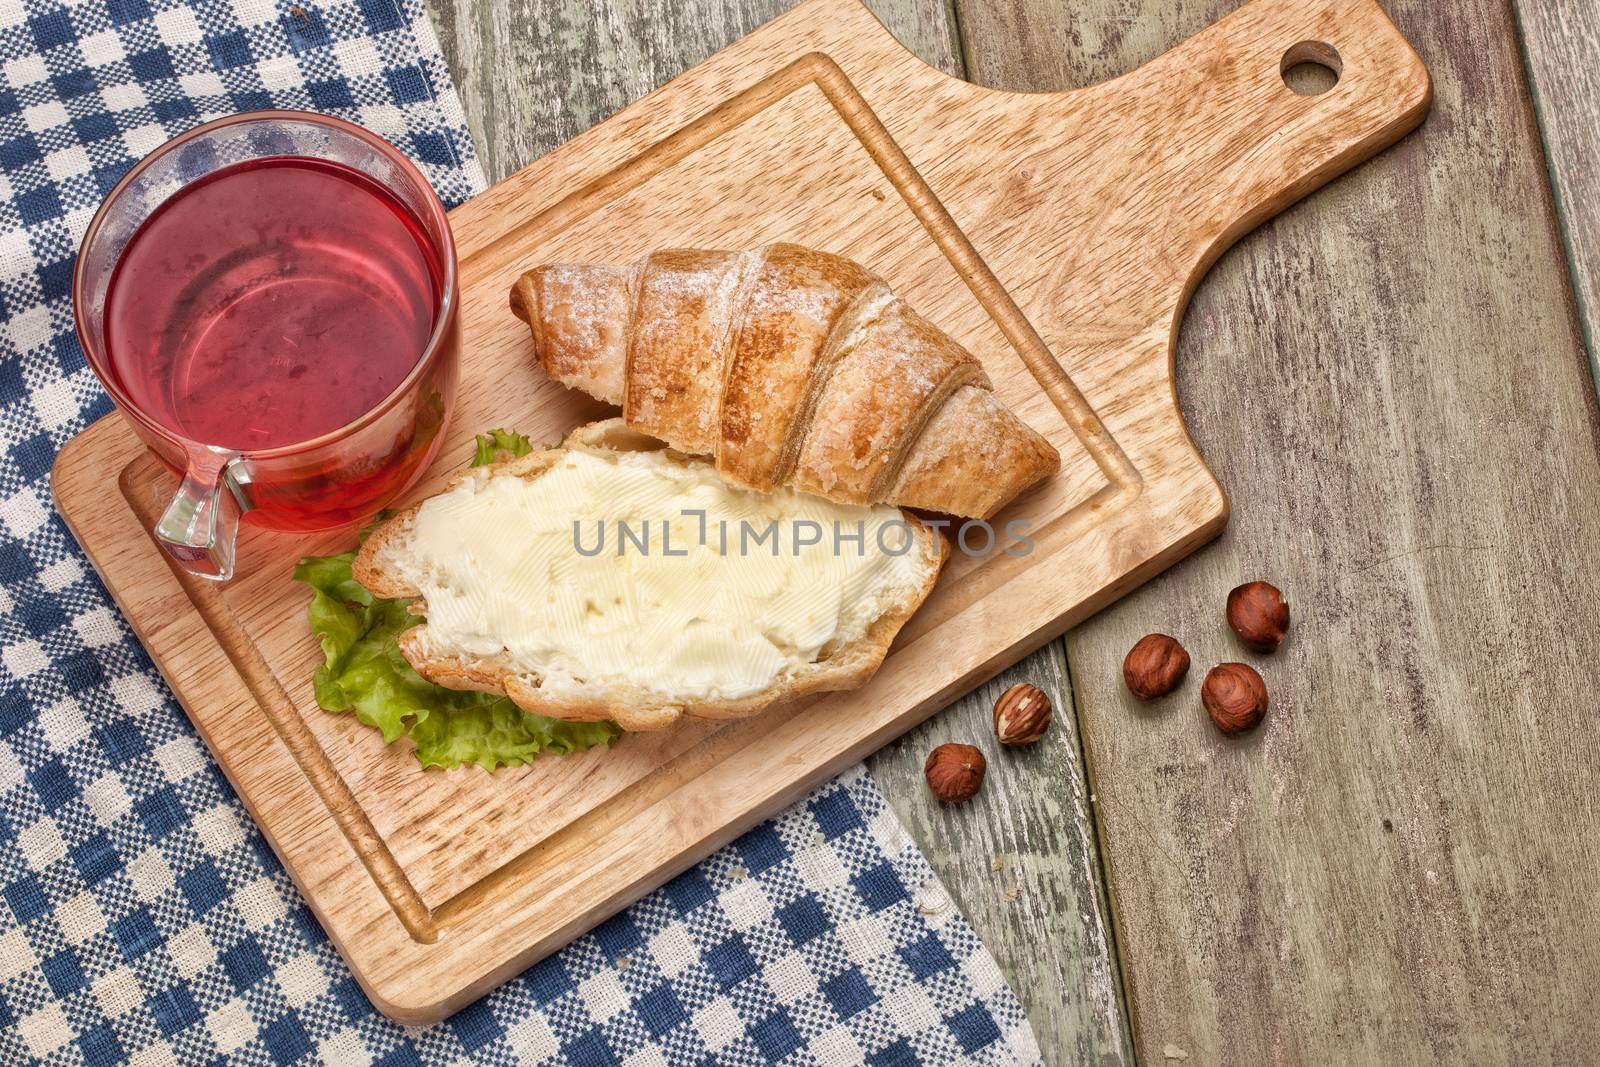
[510, 243, 1059, 518]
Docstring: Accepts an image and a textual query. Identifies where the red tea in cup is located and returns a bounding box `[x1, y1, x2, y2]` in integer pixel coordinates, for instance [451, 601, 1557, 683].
[74, 111, 460, 580]
[103, 157, 441, 452]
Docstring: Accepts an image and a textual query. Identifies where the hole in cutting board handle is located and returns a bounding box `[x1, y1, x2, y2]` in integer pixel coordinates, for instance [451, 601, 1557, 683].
[1281, 40, 1342, 96]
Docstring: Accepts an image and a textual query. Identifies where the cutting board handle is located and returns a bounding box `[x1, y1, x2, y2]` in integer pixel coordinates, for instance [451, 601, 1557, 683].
[1149, 0, 1430, 281]
[996, 0, 1432, 343]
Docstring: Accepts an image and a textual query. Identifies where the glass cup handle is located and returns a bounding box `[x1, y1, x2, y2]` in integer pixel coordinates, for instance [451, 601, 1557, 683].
[155, 450, 249, 581]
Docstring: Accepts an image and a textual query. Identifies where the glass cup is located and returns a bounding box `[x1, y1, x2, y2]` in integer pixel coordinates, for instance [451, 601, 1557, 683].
[73, 111, 459, 580]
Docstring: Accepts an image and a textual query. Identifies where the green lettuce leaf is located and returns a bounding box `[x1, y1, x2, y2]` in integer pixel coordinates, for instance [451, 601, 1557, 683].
[409, 695, 619, 771]
[292, 445, 621, 772]
[471, 428, 537, 467]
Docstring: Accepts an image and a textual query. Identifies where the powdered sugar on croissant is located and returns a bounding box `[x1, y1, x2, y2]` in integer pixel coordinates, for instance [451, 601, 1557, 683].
[509, 243, 1059, 518]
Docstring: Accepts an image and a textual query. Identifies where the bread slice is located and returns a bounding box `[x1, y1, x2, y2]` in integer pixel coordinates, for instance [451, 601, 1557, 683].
[353, 421, 945, 732]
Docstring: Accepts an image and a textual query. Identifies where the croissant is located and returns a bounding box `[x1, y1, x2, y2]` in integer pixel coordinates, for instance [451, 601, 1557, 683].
[508, 244, 1059, 517]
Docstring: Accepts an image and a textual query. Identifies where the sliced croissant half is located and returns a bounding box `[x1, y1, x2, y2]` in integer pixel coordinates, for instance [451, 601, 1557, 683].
[354, 422, 945, 731]
[510, 244, 1059, 518]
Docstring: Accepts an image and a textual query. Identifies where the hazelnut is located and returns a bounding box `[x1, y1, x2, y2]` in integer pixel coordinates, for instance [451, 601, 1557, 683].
[1227, 581, 1289, 652]
[993, 683, 1052, 746]
[1123, 634, 1190, 700]
[1201, 663, 1268, 734]
[924, 743, 986, 803]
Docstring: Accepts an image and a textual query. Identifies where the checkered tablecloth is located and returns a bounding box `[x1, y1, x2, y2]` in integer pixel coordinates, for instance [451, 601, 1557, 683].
[0, 0, 1041, 1062]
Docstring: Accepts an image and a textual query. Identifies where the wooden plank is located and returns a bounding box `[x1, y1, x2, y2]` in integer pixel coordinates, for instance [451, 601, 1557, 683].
[430, 0, 964, 179]
[956, 0, 1600, 1061]
[430, 1, 1134, 1056]
[871, 645, 1132, 1062]
[1514, 0, 1600, 369]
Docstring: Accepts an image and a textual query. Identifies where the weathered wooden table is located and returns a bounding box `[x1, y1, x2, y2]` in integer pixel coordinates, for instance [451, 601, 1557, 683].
[426, 0, 1600, 1061]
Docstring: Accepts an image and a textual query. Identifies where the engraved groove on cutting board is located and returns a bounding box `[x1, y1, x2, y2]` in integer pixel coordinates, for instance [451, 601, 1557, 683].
[139, 51, 1142, 933]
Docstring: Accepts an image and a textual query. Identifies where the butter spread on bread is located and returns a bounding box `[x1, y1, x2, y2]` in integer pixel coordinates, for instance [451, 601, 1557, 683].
[354, 422, 944, 732]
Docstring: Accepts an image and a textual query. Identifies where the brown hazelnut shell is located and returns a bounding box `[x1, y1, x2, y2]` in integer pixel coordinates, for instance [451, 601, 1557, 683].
[1227, 581, 1290, 653]
[1123, 634, 1191, 700]
[993, 683, 1052, 746]
[924, 743, 986, 803]
[1202, 662, 1269, 734]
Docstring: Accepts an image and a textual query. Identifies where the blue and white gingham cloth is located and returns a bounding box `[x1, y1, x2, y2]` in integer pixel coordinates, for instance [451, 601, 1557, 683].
[0, 0, 1042, 1062]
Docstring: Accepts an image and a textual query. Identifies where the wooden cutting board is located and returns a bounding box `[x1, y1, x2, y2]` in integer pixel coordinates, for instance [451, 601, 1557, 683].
[51, 0, 1429, 1023]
